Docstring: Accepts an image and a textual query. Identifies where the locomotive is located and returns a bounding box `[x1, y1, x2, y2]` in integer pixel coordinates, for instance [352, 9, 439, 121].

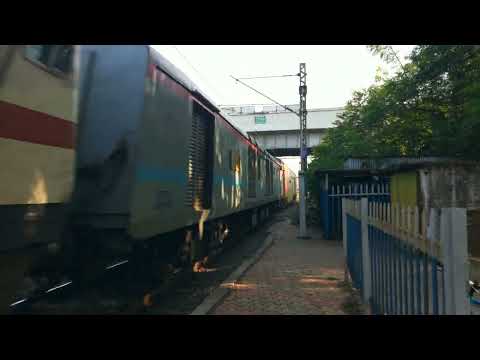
[0, 45, 297, 310]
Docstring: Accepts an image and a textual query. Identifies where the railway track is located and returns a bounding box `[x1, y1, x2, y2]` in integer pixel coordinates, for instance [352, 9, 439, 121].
[9, 259, 131, 314]
[8, 208, 287, 315]
[8, 258, 191, 314]
[8, 245, 220, 314]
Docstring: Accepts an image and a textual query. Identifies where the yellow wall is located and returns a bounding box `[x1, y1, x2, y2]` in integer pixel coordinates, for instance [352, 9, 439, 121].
[391, 171, 418, 207]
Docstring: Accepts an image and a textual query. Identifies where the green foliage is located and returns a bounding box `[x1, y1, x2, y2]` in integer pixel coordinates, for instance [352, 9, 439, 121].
[307, 45, 480, 182]
[367, 45, 404, 70]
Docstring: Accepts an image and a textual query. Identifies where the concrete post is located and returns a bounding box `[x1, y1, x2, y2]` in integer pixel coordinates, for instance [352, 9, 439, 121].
[361, 197, 372, 303]
[441, 208, 470, 315]
[342, 198, 348, 282]
[298, 171, 310, 238]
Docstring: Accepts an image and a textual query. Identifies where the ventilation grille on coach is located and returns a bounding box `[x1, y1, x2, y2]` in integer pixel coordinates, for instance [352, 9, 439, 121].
[185, 101, 214, 211]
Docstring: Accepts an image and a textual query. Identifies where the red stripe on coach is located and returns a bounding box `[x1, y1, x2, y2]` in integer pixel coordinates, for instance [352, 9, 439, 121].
[0, 100, 76, 149]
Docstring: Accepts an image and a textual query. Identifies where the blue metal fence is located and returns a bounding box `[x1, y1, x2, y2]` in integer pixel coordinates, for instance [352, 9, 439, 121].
[344, 199, 449, 315]
[346, 214, 363, 293]
[319, 182, 389, 240]
[368, 224, 445, 315]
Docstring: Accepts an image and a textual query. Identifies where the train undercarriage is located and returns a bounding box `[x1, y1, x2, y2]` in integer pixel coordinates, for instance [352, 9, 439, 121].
[4, 202, 282, 313]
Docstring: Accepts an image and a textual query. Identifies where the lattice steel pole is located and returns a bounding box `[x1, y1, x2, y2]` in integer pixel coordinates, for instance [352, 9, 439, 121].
[298, 63, 309, 238]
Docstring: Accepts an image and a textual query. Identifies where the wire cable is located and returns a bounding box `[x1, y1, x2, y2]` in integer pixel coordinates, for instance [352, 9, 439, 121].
[230, 75, 299, 116]
[172, 45, 226, 103]
[237, 74, 299, 80]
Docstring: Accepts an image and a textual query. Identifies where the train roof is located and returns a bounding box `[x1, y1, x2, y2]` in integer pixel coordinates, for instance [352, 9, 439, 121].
[148, 47, 251, 136]
[148, 46, 218, 113]
[147, 46, 283, 167]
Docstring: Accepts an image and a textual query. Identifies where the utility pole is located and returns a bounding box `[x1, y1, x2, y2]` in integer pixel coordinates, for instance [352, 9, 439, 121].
[298, 63, 309, 238]
[230, 67, 310, 238]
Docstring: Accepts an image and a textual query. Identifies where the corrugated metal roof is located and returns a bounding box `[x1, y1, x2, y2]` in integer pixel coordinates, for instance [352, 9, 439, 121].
[343, 156, 480, 172]
[344, 157, 456, 170]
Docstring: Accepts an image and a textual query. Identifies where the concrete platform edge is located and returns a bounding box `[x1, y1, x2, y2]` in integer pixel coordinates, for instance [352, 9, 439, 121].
[190, 232, 275, 315]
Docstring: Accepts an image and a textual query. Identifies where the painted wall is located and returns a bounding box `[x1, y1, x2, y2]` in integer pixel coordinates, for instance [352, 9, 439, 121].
[390, 171, 418, 207]
[390, 165, 480, 260]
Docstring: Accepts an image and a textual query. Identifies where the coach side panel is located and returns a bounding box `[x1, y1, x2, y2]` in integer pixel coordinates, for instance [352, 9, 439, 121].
[129, 64, 201, 239]
[72, 45, 148, 227]
[0, 45, 75, 251]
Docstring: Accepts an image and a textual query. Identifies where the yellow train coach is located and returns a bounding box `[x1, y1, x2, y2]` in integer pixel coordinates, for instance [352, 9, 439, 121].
[0, 45, 75, 309]
[281, 164, 297, 205]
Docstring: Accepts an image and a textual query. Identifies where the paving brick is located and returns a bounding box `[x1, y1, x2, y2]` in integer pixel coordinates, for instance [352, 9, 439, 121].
[212, 212, 350, 315]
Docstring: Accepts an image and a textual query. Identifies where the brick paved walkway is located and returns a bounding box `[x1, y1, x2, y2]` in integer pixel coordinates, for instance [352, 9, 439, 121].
[212, 210, 350, 315]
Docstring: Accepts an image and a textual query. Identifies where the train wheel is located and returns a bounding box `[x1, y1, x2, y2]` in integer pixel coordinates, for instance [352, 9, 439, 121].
[199, 222, 221, 268]
[193, 223, 210, 273]
[59, 228, 98, 287]
[129, 242, 155, 292]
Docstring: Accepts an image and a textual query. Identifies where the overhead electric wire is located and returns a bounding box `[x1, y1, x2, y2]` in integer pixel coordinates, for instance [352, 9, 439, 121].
[236, 74, 299, 80]
[172, 45, 226, 104]
[230, 75, 299, 116]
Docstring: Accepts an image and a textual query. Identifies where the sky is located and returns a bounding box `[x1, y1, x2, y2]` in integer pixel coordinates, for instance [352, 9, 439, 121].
[151, 45, 416, 175]
[152, 45, 416, 109]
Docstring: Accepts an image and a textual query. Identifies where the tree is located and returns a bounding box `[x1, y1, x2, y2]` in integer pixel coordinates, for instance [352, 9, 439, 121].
[367, 45, 405, 72]
[307, 45, 480, 181]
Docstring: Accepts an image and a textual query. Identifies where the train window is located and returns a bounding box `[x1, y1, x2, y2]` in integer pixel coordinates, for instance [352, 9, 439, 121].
[0, 46, 14, 82]
[52, 46, 73, 73]
[257, 155, 262, 179]
[265, 160, 273, 195]
[25, 45, 52, 66]
[247, 147, 256, 198]
[229, 150, 240, 172]
[229, 151, 234, 171]
[24, 45, 73, 76]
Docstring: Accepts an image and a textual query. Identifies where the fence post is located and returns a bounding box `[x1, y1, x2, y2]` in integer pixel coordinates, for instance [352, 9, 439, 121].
[361, 197, 372, 304]
[342, 197, 348, 282]
[440, 208, 470, 315]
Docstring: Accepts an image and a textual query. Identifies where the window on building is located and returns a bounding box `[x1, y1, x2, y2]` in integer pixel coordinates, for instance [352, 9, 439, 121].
[254, 115, 266, 125]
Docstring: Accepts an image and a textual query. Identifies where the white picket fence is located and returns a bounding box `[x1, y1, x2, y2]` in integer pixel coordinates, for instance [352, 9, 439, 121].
[343, 198, 472, 315]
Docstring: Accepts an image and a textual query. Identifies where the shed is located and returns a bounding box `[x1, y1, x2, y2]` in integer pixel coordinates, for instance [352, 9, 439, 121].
[383, 160, 480, 277]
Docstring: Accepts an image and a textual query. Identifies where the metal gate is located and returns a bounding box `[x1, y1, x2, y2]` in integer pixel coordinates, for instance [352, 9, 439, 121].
[320, 182, 390, 240]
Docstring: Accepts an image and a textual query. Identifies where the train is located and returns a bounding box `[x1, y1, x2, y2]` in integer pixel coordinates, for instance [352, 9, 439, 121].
[0, 45, 297, 310]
